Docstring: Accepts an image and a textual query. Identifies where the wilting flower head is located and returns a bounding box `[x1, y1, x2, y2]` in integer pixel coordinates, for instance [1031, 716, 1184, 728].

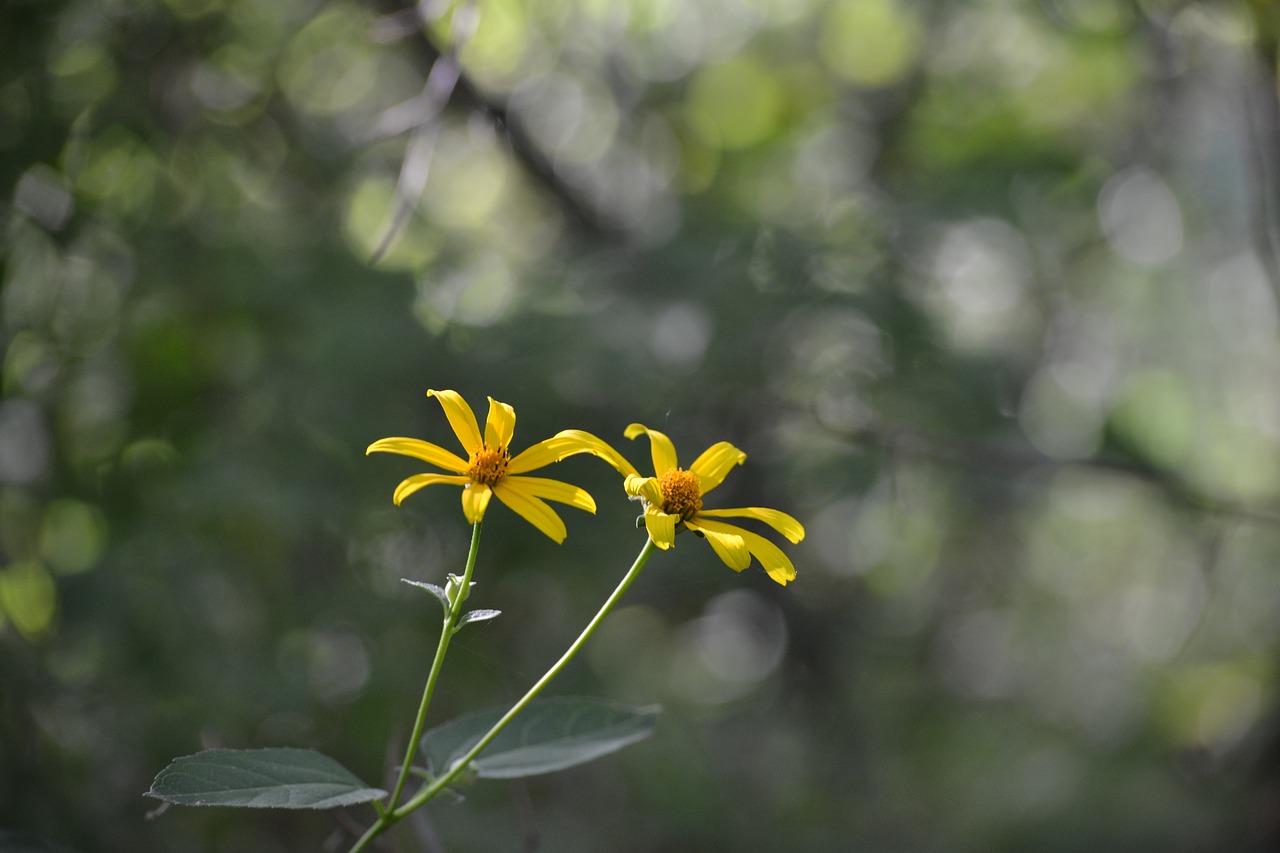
[367, 390, 601, 543]
[562, 424, 804, 585]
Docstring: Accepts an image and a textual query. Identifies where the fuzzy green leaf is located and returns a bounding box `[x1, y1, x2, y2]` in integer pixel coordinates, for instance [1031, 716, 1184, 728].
[423, 697, 659, 780]
[146, 748, 386, 809]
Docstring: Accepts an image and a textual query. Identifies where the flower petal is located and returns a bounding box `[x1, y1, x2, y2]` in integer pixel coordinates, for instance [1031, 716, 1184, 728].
[690, 518, 797, 585]
[494, 481, 568, 542]
[428, 389, 482, 455]
[697, 507, 805, 543]
[392, 473, 469, 505]
[686, 519, 750, 571]
[624, 423, 678, 475]
[366, 437, 469, 473]
[688, 441, 747, 495]
[506, 475, 596, 513]
[643, 507, 678, 549]
[521, 430, 638, 477]
[460, 483, 492, 524]
[484, 397, 516, 450]
[624, 474, 663, 506]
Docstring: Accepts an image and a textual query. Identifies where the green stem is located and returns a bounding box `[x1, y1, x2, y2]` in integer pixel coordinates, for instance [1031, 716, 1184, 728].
[390, 536, 658, 822]
[349, 520, 484, 853]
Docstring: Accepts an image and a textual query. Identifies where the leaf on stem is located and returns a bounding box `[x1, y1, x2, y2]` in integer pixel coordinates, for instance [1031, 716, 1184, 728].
[456, 608, 501, 629]
[146, 748, 387, 809]
[402, 578, 450, 613]
[422, 697, 660, 780]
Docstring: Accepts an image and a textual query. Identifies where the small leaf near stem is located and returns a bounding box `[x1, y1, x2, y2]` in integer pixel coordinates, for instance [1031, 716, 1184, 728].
[455, 609, 501, 630]
[401, 579, 450, 613]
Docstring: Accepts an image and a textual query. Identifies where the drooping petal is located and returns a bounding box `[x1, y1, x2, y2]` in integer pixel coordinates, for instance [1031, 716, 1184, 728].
[624, 474, 664, 506]
[688, 441, 747, 495]
[428, 389, 482, 454]
[691, 518, 797, 585]
[521, 430, 639, 478]
[484, 397, 516, 450]
[460, 483, 493, 524]
[506, 475, 596, 512]
[643, 506, 678, 549]
[393, 473, 469, 505]
[686, 519, 750, 571]
[697, 507, 805, 543]
[624, 423, 678, 475]
[494, 481, 568, 542]
[366, 437, 469, 473]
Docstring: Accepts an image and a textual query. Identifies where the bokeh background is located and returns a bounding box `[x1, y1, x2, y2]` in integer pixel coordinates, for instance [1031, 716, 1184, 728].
[5, 0, 1280, 850]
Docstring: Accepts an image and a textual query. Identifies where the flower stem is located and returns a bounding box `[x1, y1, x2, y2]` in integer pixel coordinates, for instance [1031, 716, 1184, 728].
[390, 535, 657, 823]
[349, 520, 484, 853]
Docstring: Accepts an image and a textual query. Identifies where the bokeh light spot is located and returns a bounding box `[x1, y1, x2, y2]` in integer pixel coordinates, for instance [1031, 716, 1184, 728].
[819, 0, 922, 87]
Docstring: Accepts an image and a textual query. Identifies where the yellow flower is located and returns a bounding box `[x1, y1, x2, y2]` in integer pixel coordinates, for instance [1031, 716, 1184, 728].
[367, 390, 600, 543]
[561, 423, 805, 585]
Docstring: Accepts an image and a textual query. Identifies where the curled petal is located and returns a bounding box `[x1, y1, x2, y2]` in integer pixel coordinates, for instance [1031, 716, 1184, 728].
[525, 430, 639, 478]
[689, 442, 747, 495]
[393, 473, 469, 505]
[691, 518, 797, 585]
[686, 519, 750, 571]
[624, 423, 678, 475]
[366, 437, 469, 473]
[484, 397, 516, 450]
[494, 482, 568, 543]
[428, 389, 482, 455]
[697, 507, 805, 543]
[643, 507, 678, 549]
[624, 474, 664, 507]
[461, 483, 493, 524]
[506, 475, 596, 512]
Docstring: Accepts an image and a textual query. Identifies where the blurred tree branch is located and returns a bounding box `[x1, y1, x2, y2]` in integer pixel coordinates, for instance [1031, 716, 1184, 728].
[365, 0, 623, 242]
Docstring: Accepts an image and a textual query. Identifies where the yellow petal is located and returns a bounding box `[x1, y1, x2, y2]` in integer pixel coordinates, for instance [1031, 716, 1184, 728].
[392, 473, 469, 505]
[507, 432, 615, 474]
[643, 507, 678, 549]
[522, 430, 638, 477]
[624, 474, 663, 506]
[461, 483, 492, 524]
[691, 518, 797, 585]
[506, 475, 596, 512]
[686, 519, 750, 570]
[366, 437, 469, 473]
[428, 389, 482, 454]
[484, 397, 516, 450]
[688, 441, 746, 494]
[624, 423, 678, 475]
[493, 481, 568, 542]
[697, 507, 805, 543]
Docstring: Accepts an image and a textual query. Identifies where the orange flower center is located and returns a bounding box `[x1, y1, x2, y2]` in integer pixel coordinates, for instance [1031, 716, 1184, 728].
[468, 445, 510, 487]
[659, 468, 702, 520]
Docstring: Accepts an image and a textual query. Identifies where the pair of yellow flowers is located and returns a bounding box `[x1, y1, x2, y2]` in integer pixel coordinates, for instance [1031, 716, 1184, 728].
[367, 390, 804, 585]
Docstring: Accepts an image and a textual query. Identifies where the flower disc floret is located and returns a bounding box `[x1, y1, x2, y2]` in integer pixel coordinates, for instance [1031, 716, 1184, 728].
[468, 446, 510, 486]
[659, 468, 702, 519]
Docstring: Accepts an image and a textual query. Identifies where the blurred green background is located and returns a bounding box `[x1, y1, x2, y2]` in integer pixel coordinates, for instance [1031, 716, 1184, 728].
[5, 0, 1280, 850]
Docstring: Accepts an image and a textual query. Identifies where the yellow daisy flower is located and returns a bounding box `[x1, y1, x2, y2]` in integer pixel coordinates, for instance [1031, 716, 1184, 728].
[367, 390, 600, 543]
[561, 423, 805, 585]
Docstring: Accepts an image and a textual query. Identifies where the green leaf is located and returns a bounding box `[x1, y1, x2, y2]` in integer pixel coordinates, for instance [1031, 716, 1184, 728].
[456, 608, 501, 628]
[402, 578, 450, 613]
[146, 748, 386, 809]
[423, 697, 660, 780]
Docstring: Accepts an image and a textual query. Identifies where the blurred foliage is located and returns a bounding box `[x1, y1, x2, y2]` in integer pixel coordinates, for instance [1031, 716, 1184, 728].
[5, 0, 1280, 850]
